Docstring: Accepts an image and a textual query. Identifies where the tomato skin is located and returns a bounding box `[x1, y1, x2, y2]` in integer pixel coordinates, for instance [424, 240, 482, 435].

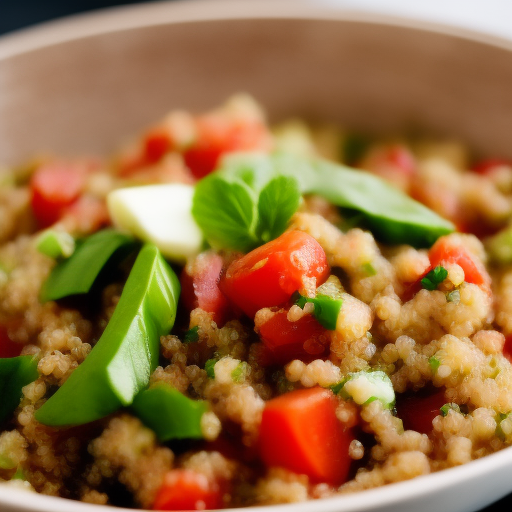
[153, 469, 223, 511]
[30, 163, 86, 228]
[259, 387, 353, 485]
[183, 115, 270, 179]
[180, 252, 231, 326]
[143, 127, 174, 165]
[395, 389, 446, 434]
[258, 310, 328, 366]
[428, 236, 490, 288]
[0, 327, 22, 358]
[220, 231, 330, 318]
[504, 335, 512, 362]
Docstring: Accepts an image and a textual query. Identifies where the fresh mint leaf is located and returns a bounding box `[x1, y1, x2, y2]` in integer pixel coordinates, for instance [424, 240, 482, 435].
[257, 176, 301, 244]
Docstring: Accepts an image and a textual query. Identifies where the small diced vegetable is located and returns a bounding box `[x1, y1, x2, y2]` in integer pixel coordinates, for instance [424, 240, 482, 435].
[420, 265, 448, 291]
[153, 469, 224, 511]
[35, 229, 75, 259]
[0, 355, 39, 423]
[259, 387, 353, 485]
[332, 371, 395, 409]
[220, 230, 329, 318]
[107, 184, 203, 263]
[40, 229, 136, 302]
[35, 244, 180, 426]
[395, 388, 446, 434]
[295, 293, 343, 331]
[132, 384, 207, 441]
[257, 310, 328, 366]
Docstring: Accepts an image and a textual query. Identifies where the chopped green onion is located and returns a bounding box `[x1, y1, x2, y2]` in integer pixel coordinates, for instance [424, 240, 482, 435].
[231, 362, 248, 383]
[36, 229, 75, 259]
[295, 292, 343, 331]
[429, 356, 441, 373]
[421, 265, 448, 291]
[183, 326, 199, 344]
[205, 359, 217, 380]
[440, 403, 462, 417]
[362, 262, 377, 276]
[446, 289, 460, 304]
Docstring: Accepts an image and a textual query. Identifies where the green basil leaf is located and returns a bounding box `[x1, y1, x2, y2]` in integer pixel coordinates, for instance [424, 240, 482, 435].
[41, 229, 137, 302]
[0, 355, 39, 424]
[256, 176, 301, 244]
[132, 383, 206, 441]
[192, 175, 257, 252]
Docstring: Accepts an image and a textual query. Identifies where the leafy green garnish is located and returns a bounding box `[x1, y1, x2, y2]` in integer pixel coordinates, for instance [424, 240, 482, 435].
[41, 229, 138, 302]
[421, 265, 448, 291]
[205, 359, 217, 379]
[295, 293, 342, 331]
[183, 326, 199, 344]
[440, 403, 462, 417]
[192, 161, 301, 252]
[231, 362, 248, 383]
[429, 356, 441, 373]
[200, 153, 454, 250]
[0, 355, 39, 424]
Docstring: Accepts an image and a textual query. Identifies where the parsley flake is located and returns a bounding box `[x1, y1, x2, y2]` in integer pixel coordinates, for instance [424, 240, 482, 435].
[421, 265, 448, 291]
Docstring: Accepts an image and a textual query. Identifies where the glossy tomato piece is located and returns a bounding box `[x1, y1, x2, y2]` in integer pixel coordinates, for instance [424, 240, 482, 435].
[183, 114, 270, 179]
[180, 252, 231, 326]
[153, 469, 223, 511]
[395, 388, 446, 434]
[220, 230, 329, 318]
[429, 236, 490, 288]
[258, 310, 329, 366]
[259, 387, 354, 485]
[30, 163, 86, 228]
[0, 327, 22, 358]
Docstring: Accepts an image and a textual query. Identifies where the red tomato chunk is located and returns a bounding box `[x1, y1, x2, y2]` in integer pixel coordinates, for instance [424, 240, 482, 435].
[153, 469, 224, 511]
[0, 326, 22, 358]
[396, 389, 446, 434]
[259, 387, 354, 485]
[257, 310, 328, 366]
[220, 230, 329, 318]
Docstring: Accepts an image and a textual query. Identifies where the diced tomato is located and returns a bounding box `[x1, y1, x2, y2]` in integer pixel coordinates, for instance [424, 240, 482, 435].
[62, 195, 110, 234]
[257, 310, 329, 366]
[472, 158, 511, 175]
[143, 127, 174, 164]
[259, 387, 354, 485]
[429, 236, 490, 288]
[183, 115, 270, 179]
[220, 231, 330, 318]
[180, 252, 232, 326]
[153, 469, 224, 511]
[360, 144, 416, 191]
[30, 163, 87, 228]
[504, 335, 512, 362]
[0, 327, 22, 358]
[395, 388, 446, 434]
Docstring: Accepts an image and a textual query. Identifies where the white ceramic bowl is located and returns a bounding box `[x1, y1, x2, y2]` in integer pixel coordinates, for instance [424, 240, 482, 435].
[1, 2, 512, 511]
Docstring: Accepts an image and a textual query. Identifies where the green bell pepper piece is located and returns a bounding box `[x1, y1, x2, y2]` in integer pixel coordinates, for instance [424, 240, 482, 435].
[35, 244, 180, 426]
[41, 229, 137, 302]
[0, 355, 39, 423]
[132, 383, 207, 441]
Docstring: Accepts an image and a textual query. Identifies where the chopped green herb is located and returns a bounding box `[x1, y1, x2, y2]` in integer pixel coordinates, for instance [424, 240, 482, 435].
[12, 467, 25, 480]
[0, 453, 15, 470]
[183, 326, 199, 344]
[421, 265, 448, 291]
[205, 359, 217, 379]
[36, 229, 75, 259]
[231, 362, 248, 383]
[440, 403, 462, 417]
[295, 293, 343, 331]
[446, 289, 460, 304]
[362, 262, 377, 276]
[429, 356, 441, 373]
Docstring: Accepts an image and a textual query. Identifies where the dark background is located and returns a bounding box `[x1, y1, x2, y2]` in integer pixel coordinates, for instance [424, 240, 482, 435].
[0, 1, 510, 511]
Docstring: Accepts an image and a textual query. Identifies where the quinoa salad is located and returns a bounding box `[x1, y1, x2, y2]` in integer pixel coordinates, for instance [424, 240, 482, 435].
[1, 95, 512, 510]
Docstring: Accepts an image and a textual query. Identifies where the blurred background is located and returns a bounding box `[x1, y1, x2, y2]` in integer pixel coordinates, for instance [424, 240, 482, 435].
[1, 0, 511, 511]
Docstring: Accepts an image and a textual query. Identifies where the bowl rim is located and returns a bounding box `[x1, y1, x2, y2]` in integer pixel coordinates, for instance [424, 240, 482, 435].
[1, 1, 512, 511]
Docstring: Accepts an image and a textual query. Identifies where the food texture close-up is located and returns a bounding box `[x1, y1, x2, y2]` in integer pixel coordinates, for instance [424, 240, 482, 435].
[2, 2, 512, 512]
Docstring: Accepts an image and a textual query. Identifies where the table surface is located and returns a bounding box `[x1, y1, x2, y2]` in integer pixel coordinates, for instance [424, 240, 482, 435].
[1, 1, 511, 511]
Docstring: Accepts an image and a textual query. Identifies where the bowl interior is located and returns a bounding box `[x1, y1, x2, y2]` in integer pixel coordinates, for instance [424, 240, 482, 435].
[1, 3, 512, 165]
